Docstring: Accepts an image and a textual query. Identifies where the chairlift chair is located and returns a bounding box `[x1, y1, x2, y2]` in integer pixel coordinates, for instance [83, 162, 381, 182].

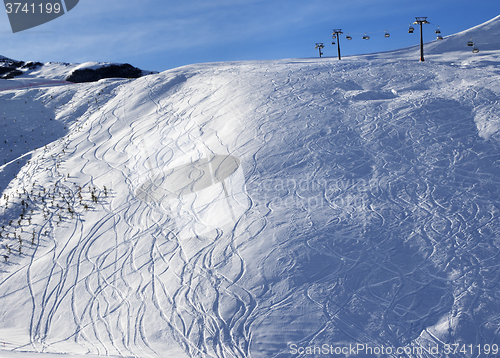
[435, 26, 441, 34]
[346, 34, 352, 40]
[362, 33, 370, 40]
[437, 35, 443, 40]
[472, 47, 479, 53]
[467, 41, 474, 47]
[408, 25, 415, 33]
[385, 30, 390, 38]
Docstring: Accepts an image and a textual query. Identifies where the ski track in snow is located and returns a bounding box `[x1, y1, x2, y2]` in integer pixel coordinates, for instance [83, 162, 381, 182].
[1, 53, 500, 358]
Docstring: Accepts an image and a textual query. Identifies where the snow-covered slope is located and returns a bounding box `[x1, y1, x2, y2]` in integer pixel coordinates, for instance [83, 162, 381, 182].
[372, 14, 500, 65]
[426, 14, 500, 54]
[2, 16, 500, 358]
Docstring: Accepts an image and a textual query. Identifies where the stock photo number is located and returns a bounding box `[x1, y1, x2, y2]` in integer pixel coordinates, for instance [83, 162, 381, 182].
[5, 2, 62, 14]
[3, 0, 79, 33]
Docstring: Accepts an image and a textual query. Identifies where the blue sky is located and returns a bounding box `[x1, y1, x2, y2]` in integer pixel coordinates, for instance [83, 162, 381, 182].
[1, 0, 500, 72]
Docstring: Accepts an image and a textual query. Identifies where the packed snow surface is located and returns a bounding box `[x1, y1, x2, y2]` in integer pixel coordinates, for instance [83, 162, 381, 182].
[2, 15, 500, 358]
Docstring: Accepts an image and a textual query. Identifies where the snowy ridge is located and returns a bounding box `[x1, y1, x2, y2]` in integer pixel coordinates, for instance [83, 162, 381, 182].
[0, 60, 156, 83]
[1, 16, 500, 358]
[428, 14, 500, 53]
[370, 14, 500, 64]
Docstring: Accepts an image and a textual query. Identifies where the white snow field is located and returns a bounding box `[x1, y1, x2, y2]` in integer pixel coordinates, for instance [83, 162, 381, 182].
[2, 15, 500, 358]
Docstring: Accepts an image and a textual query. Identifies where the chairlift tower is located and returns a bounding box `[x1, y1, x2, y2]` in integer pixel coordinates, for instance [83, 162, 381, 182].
[315, 43, 325, 57]
[413, 17, 430, 61]
[332, 29, 343, 60]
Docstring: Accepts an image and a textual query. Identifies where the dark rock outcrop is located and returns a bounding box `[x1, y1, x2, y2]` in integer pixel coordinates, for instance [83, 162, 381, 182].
[0, 58, 31, 79]
[0, 66, 17, 76]
[2, 70, 23, 79]
[65, 63, 143, 83]
[22, 61, 43, 70]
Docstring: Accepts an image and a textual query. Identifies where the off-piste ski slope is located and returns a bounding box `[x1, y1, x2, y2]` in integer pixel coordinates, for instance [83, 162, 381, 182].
[2, 15, 500, 358]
